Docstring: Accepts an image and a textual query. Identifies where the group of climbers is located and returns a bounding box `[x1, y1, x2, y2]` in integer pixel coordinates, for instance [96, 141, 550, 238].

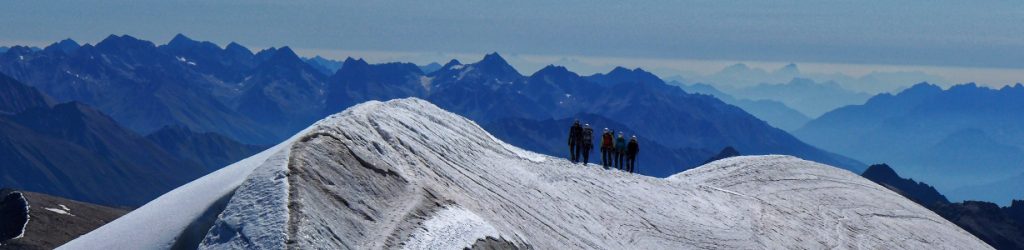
[568, 120, 640, 173]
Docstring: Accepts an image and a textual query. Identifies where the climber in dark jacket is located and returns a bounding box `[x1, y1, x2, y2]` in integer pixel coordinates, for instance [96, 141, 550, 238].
[600, 128, 613, 168]
[581, 124, 594, 165]
[568, 120, 582, 163]
[626, 136, 640, 173]
[614, 132, 626, 169]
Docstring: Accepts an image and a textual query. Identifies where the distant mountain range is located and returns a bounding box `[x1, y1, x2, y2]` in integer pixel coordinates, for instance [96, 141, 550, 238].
[0, 34, 864, 188]
[719, 78, 872, 118]
[0, 73, 262, 206]
[674, 82, 810, 131]
[796, 82, 1024, 204]
[671, 62, 947, 94]
[862, 164, 1024, 249]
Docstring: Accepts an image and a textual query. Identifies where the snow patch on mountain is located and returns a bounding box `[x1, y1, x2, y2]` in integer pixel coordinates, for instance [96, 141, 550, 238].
[401, 205, 501, 249]
[43, 205, 73, 216]
[63, 98, 989, 249]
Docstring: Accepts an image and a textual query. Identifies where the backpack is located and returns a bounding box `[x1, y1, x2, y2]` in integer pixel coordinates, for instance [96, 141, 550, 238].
[582, 128, 593, 146]
[602, 133, 613, 148]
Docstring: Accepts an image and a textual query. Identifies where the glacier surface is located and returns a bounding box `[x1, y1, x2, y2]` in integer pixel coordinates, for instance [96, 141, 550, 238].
[62, 98, 989, 249]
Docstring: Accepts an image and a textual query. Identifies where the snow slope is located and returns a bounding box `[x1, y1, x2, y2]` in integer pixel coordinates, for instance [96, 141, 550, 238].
[63, 98, 989, 249]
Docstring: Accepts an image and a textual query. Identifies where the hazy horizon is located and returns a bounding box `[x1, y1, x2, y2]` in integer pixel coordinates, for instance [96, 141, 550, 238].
[4, 0, 1023, 92]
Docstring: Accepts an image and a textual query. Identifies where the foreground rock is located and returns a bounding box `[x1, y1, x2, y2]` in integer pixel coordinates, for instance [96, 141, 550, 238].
[64, 98, 989, 249]
[1, 190, 127, 249]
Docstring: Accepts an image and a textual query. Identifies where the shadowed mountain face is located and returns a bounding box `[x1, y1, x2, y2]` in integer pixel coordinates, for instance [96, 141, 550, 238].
[0, 101, 206, 207]
[145, 125, 267, 172]
[862, 164, 1024, 250]
[797, 82, 1024, 203]
[0, 73, 51, 115]
[0, 74, 263, 207]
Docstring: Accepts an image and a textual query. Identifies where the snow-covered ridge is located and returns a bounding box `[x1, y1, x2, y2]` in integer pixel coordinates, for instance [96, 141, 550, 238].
[63, 98, 989, 249]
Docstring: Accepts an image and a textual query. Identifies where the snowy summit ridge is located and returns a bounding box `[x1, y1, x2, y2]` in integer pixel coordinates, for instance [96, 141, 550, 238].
[63, 98, 989, 249]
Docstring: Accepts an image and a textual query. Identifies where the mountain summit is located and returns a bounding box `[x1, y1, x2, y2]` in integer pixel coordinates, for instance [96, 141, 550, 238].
[65, 98, 987, 249]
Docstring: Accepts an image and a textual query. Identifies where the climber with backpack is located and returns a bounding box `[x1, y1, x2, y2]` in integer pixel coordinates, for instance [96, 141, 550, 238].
[567, 120, 583, 163]
[581, 124, 594, 165]
[626, 135, 640, 174]
[600, 128, 614, 168]
[615, 132, 626, 170]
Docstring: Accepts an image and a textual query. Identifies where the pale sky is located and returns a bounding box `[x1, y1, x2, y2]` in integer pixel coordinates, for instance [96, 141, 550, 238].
[3, 0, 1023, 88]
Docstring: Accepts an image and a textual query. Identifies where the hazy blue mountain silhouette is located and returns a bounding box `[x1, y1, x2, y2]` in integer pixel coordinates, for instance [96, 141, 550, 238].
[796, 82, 1024, 203]
[723, 78, 872, 118]
[675, 82, 810, 131]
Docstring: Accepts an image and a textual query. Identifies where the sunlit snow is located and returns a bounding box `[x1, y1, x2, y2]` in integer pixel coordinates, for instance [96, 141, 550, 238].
[61, 98, 991, 250]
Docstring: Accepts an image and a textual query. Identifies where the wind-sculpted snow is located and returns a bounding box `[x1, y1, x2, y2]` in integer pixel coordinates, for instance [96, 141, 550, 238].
[63, 98, 989, 249]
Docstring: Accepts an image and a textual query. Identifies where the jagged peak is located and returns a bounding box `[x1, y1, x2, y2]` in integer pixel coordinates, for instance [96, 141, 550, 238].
[441, 59, 462, 69]
[608, 66, 632, 74]
[947, 82, 981, 91]
[899, 82, 943, 95]
[44, 38, 81, 54]
[862, 163, 898, 178]
[225, 42, 247, 51]
[255, 47, 278, 56]
[273, 46, 299, 58]
[533, 64, 577, 78]
[258, 46, 321, 74]
[224, 42, 253, 56]
[168, 33, 196, 46]
[466, 52, 521, 78]
[96, 34, 155, 51]
[341, 57, 369, 68]
[55, 38, 80, 47]
[606, 66, 656, 77]
[478, 52, 507, 65]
